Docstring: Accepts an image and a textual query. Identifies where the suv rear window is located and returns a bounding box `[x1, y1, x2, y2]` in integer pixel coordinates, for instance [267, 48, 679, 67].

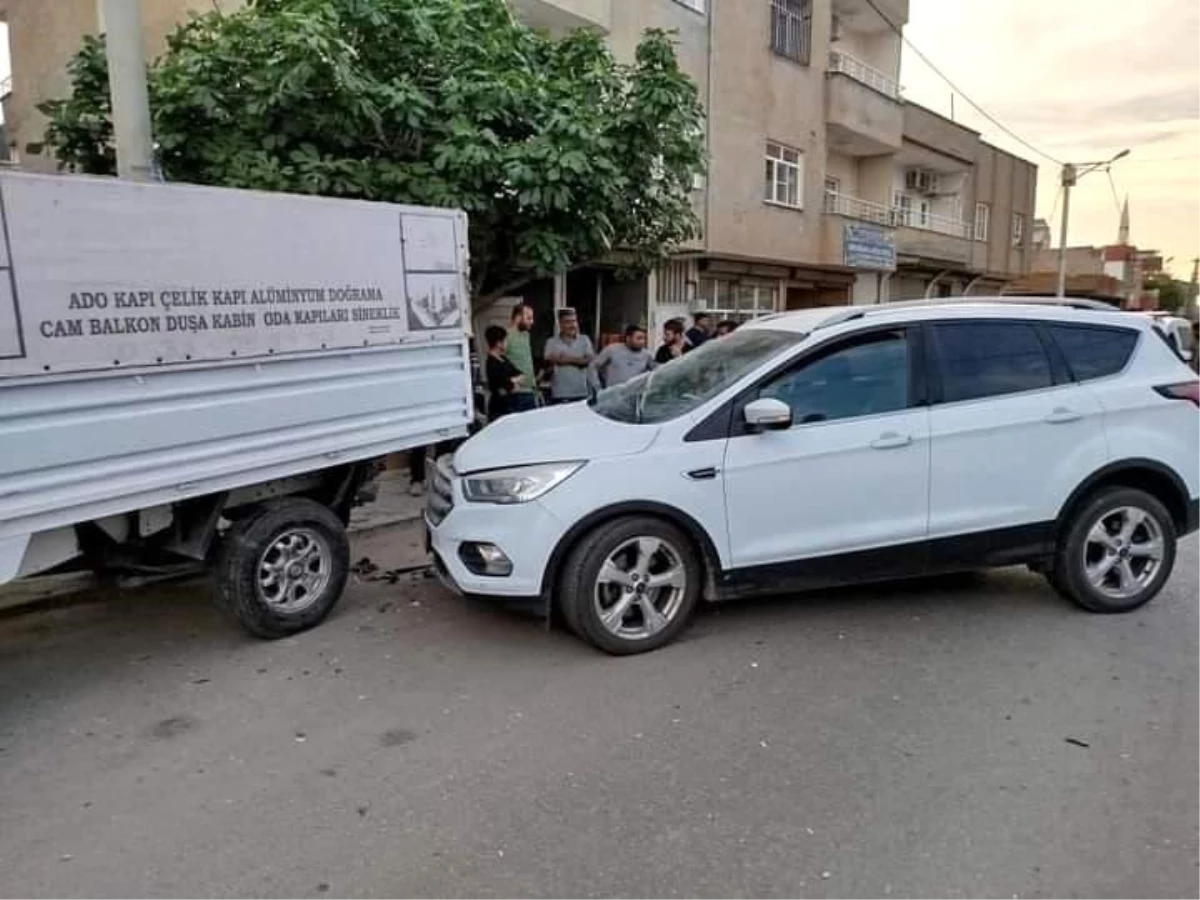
[931, 322, 1053, 403]
[1048, 325, 1138, 380]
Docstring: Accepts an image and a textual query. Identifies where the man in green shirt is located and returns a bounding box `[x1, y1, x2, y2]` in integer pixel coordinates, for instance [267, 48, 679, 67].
[505, 301, 538, 413]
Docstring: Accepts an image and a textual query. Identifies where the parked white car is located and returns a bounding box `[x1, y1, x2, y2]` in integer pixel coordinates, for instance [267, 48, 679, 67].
[1143, 313, 1195, 364]
[427, 299, 1200, 655]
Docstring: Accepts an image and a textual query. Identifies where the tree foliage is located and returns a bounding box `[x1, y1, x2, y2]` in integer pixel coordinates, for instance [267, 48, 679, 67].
[39, 0, 706, 302]
[1144, 273, 1187, 314]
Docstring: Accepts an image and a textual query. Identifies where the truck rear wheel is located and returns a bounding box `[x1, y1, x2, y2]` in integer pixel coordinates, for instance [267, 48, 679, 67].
[214, 498, 350, 638]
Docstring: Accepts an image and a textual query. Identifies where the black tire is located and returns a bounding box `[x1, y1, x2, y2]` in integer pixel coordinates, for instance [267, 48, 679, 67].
[213, 497, 350, 638]
[1050, 487, 1177, 614]
[558, 516, 703, 655]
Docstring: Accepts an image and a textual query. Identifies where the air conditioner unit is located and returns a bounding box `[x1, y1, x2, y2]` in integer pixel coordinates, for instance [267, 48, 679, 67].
[904, 169, 939, 195]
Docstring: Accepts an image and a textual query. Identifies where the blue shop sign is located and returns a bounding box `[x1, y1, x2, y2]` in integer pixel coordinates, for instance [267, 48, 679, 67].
[844, 224, 896, 271]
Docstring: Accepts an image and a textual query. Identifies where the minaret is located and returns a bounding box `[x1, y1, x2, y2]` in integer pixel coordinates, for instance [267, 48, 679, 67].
[1118, 196, 1130, 246]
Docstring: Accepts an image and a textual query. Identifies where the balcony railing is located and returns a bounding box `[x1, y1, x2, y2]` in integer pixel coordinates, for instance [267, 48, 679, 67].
[828, 50, 899, 100]
[824, 191, 973, 239]
[892, 207, 974, 239]
[824, 191, 892, 225]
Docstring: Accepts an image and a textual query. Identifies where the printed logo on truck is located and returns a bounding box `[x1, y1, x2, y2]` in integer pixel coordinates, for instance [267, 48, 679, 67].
[401, 214, 464, 332]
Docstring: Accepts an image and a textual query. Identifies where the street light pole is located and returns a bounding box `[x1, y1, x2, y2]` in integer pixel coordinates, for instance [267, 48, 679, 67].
[1056, 164, 1076, 298]
[1055, 149, 1130, 298]
[98, 0, 154, 181]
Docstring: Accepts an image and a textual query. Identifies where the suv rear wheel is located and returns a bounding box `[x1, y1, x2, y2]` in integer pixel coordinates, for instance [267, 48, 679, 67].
[1051, 487, 1177, 613]
[559, 516, 702, 655]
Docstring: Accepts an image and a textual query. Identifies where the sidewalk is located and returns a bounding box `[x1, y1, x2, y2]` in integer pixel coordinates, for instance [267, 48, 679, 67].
[348, 467, 426, 533]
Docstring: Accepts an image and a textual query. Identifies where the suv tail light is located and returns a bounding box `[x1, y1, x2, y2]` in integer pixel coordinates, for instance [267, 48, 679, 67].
[1154, 382, 1200, 407]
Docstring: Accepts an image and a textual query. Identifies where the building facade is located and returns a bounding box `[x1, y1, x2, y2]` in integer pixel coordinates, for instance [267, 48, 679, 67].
[0, 0, 246, 170]
[1024, 199, 1164, 309]
[1, 0, 1038, 342]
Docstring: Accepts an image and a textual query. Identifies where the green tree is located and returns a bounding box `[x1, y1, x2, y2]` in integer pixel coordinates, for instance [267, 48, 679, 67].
[39, 0, 706, 305]
[1144, 274, 1186, 313]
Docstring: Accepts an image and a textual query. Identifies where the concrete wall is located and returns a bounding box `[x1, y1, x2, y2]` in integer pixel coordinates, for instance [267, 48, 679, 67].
[510, 0, 611, 32]
[2, 0, 94, 169]
[825, 152, 859, 195]
[706, 0, 831, 265]
[973, 141, 1037, 280]
[901, 103, 977, 165]
[825, 71, 902, 152]
[1032, 246, 1106, 277]
[1, 0, 245, 170]
[608, 0, 710, 251]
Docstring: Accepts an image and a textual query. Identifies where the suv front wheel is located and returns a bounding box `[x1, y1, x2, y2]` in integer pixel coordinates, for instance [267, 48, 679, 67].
[1051, 487, 1177, 613]
[559, 516, 703, 655]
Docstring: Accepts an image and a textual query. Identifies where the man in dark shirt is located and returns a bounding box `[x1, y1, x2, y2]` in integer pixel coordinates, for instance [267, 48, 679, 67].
[655, 318, 687, 365]
[685, 312, 712, 351]
[484, 325, 524, 421]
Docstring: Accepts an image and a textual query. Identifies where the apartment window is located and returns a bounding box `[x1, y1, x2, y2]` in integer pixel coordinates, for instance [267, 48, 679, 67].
[974, 202, 990, 242]
[765, 142, 803, 209]
[770, 0, 812, 64]
[893, 192, 912, 227]
[824, 176, 841, 199]
[697, 278, 779, 322]
[1012, 212, 1025, 247]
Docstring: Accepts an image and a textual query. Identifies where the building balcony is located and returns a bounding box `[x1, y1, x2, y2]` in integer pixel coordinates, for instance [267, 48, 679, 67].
[825, 51, 903, 156]
[822, 192, 897, 271]
[894, 210, 974, 267]
[508, 0, 610, 33]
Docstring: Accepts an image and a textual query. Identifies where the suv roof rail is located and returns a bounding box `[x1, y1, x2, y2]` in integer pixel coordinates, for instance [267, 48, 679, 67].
[812, 295, 1120, 332]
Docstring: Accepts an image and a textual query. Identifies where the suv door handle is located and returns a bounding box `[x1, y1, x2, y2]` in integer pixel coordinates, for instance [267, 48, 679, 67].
[870, 432, 912, 450]
[1045, 407, 1082, 424]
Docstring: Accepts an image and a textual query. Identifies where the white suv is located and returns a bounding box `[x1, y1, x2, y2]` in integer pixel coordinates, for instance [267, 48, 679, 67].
[427, 299, 1199, 655]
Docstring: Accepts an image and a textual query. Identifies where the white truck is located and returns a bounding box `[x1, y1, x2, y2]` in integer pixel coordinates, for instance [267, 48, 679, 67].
[0, 172, 474, 636]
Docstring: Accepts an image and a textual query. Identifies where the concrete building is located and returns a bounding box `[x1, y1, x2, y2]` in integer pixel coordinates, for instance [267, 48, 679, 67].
[1, 0, 1037, 344]
[0, 0, 246, 169]
[1026, 198, 1163, 309]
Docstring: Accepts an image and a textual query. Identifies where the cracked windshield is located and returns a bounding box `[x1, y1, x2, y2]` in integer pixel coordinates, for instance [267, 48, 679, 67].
[0, 0, 1195, 897]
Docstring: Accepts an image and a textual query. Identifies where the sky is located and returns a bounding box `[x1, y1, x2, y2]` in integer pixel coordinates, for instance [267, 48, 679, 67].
[900, 0, 1200, 278]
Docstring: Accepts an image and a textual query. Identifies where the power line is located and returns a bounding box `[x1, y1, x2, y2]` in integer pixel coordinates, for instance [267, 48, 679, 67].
[1118, 154, 1200, 164]
[861, 0, 1063, 167]
[1047, 184, 1062, 227]
[1105, 167, 1123, 216]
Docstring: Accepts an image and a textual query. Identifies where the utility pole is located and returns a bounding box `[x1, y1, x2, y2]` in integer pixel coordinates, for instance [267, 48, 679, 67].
[99, 0, 154, 181]
[1055, 149, 1131, 298]
[1055, 164, 1076, 298]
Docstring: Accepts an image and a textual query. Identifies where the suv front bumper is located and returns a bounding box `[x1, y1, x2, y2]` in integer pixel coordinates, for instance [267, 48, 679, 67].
[425, 458, 567, 608]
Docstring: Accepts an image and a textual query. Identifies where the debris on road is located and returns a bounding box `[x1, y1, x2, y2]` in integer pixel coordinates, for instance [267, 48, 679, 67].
[1064, 737, 1090, 748]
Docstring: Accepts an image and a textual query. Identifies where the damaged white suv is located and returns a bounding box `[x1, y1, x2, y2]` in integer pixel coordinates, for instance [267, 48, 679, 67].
[427, 299, 1199, 655]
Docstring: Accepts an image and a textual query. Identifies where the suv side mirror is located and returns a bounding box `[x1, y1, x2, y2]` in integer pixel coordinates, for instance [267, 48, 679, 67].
[744, 397, 792, 431]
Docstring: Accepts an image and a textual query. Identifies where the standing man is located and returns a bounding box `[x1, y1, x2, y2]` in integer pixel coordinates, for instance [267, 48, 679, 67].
[543, 308, 595, 404]
[589, 325, 653, 389]
[655, 318, 687, 365]
[685, 312, 713, 351]
[505, 301, 538, 413]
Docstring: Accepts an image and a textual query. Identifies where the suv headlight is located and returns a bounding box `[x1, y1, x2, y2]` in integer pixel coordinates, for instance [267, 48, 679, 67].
[462, 461, 585, 505]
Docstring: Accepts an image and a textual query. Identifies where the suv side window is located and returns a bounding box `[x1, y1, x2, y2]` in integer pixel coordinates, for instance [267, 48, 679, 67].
[1047, 324, 1138, 380]
[931, 322, 1052, 403]
[759, 329, 909, 425]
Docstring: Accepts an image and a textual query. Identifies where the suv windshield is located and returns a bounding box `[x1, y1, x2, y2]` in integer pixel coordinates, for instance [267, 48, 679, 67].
[590, 328, 803, 424]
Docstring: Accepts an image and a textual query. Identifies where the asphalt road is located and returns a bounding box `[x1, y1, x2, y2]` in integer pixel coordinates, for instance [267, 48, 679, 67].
[1, 523, 1196, 899]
